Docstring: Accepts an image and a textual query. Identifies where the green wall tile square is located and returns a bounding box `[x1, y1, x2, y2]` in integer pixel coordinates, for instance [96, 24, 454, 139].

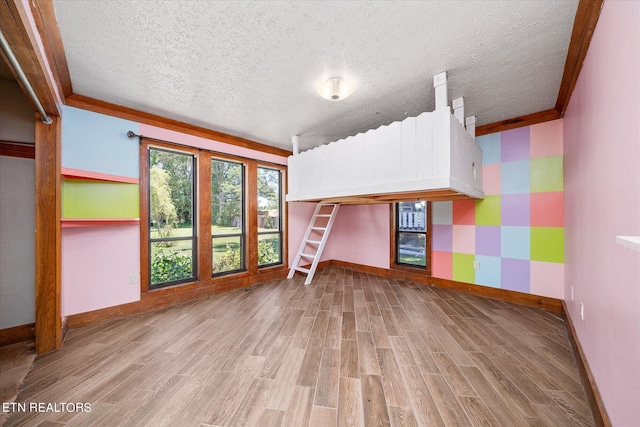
[531, 156, 563, 192]
[475, 195, 501, 226]
[531, 227, 564, 263]
[453, 253, 476, 283]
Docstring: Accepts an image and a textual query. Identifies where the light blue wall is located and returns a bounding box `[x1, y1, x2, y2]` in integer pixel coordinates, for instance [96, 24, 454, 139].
[62, 106, 140, 178]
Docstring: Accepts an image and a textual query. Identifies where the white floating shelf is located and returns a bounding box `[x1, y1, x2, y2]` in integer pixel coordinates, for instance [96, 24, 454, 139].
[615, 236, 640, 252]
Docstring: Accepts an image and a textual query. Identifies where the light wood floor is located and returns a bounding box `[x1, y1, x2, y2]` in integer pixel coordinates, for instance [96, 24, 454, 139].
[5, 267, 594, 426]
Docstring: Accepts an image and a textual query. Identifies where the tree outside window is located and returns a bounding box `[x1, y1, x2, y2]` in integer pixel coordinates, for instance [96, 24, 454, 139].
[257, 167, 282, 266]
[149, 148, 196, 287]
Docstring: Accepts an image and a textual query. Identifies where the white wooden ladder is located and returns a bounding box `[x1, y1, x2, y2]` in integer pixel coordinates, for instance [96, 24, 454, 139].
[288, 203, 340, 285]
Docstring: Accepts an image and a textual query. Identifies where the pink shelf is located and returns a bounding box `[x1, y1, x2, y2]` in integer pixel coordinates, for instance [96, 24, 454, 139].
[61, 167, 139, 184]
[61, 218, 140, 228]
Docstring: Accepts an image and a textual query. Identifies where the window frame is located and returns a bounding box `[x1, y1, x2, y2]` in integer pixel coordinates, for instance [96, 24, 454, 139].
[139, 139, 288, 296]
[391, 201, 432, 275]
[147, 146, 198, 289]
[257, 165, 284, 268]
[211, 157, 247, 277]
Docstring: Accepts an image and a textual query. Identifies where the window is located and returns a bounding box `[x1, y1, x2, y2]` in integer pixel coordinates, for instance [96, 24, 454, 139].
[148, 148, 197, 288]
[211, 158, 245, 275]
[395, 201, 428, 268]
[257, 166, 282, 267]
[141, 141, 287, 292]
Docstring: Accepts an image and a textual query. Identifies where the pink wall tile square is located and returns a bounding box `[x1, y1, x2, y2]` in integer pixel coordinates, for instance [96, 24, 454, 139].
[482, 164, 501, 195]
[432, 251, 452, 279]
[531, 192, 564, 227]
[530, 261, 564, 299]
[453, 200, 476, 225]
[530, 119, 563, 159]
[452, 225, 476, 254]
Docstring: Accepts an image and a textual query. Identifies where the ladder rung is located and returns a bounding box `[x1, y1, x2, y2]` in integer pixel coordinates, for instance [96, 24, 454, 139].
[314, 214, 332, 217]
[311, 227, 327, 231]
[305, 240, 321, 244]
[294, 266, 310, 274]
[300, 253, 316, 259]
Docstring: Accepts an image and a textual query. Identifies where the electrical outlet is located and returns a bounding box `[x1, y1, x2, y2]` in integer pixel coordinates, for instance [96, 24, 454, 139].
[473, 261, 480, 270]
[129, 274, 139, 285]
[580, 302, 584, 320]
[571, 286, 574, 301]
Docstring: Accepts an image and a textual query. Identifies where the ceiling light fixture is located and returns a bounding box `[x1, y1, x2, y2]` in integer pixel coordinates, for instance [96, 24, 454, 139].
[318, 77, 352, 101]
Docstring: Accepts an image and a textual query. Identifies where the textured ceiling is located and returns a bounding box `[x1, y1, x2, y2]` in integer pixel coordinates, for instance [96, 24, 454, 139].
[52, 0, 579, 151]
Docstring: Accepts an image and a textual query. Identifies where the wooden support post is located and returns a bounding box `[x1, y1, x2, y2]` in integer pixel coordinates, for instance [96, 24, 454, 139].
[35, 114, 62, 354]
[453, 97, 465, 126]
[433, 71, 448, 110]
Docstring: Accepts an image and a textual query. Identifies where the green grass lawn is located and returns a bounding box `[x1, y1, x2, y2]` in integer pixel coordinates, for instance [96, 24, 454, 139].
[398, 254, 426, 266]
[151, 224, 280, 273]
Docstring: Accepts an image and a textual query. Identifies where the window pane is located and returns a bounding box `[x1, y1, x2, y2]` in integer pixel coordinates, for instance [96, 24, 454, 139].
[397, 232, 426, 266]
[398, 201, 426, 232]
[151, 241, 193, 284]
[150, 149, 194, 233]
[211, 159, 243, 233]
[213, 236, 243, 274]
[258, 167, 280, 232]
[258, 233, 281, 266]
[149, 148, 196, 287]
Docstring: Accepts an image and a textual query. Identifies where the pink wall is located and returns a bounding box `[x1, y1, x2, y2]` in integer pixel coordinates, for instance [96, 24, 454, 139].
[563, 1, 640, 425]
[323, 205, 390, 269]
[139, 124, 288, 165]
[288, 203, 390, 269]
[62, 225, 140, 316]
[288, 202, 319, 266]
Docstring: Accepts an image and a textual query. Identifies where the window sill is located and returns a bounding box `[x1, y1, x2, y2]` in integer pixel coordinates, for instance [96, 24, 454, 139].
[390, 263, 431, 276]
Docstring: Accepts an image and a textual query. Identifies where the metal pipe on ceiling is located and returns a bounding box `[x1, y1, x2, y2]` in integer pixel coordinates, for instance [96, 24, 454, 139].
[0, 30, 53, 125]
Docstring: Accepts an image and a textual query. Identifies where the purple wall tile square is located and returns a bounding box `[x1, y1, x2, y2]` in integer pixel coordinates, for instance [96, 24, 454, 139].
[501, 127, 530, 162]
[432, 224, 453, 252]
[501, 193, 531, 226]
[501, 258, 530, 293]
[475, 226, 501, 256]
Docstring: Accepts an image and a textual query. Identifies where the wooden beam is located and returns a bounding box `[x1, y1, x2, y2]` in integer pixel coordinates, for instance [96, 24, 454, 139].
[555, 0, 604, 116]
[0, 0, 60, 115]
[0, 323, 35, 346]
[308, 190, 477, 205]
[198, 155, 213, 281]
[29, 0, 73, 98]
[476, 109, 561, 137]
[66, 94, 292, 158]
[247, 163, 259, 274]
[0, 141, 35, 159]
[476, 1, 603, 136]
[34, 114, 61, 354]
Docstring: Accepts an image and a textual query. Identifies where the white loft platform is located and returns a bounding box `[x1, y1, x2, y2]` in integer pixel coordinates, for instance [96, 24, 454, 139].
[286, 106, 484, 204]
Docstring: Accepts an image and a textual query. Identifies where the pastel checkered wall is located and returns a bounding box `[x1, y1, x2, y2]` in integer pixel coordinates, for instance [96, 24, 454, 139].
[431, 120, 564, 299]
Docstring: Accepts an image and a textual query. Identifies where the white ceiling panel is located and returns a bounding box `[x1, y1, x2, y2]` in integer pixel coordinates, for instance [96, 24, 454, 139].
[52, 0, 579, 150]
